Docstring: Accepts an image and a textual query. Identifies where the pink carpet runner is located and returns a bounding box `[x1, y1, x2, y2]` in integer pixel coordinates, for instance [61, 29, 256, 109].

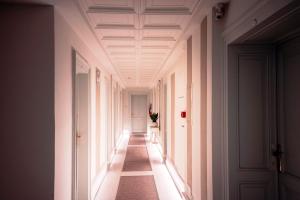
[115, 176, 159, 200]
[123, 135, 152, 171]
[128, 135, 146, 145]
[116, 135, 159, 200]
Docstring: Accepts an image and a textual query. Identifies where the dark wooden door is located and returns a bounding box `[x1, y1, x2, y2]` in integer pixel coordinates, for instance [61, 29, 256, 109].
[277, 35, 300, 200]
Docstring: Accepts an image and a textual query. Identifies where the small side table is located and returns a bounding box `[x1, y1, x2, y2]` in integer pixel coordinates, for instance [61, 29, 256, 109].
[150, 126, 159, 143]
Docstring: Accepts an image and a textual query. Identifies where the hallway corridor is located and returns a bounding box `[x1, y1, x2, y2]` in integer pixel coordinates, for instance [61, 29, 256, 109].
[2, 1, 300, 200]
[96, 134, 181, 200]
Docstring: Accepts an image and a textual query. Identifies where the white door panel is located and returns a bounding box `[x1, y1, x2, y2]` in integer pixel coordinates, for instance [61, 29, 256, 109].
[75, 73, 89, 200]
[228, 45, 277, 200]
[131, 95, 147, 133]
[277, 36, 300, 200]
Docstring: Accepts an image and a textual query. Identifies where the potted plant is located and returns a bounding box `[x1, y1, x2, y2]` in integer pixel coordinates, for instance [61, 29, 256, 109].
[150, 112, 159, 127]
[149, 104, 159, 127]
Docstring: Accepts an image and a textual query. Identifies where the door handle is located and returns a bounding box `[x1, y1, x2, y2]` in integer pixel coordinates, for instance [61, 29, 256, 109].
[272, 144, 284, 173]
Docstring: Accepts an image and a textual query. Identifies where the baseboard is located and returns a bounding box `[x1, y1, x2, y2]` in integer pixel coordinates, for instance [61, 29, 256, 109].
[156, 152, 193, 200]
[108, 133, 125, 167]
[182, 191, 193, 200]
[91, 164, 108, 200]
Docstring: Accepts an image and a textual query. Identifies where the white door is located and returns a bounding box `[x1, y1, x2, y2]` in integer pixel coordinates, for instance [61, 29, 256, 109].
[131, 95, 147, 133]
[228, 45, 277, 200]
[74, 54, 90, 200]
[228, 35, 300, 200]
[277, 35, 300, 200]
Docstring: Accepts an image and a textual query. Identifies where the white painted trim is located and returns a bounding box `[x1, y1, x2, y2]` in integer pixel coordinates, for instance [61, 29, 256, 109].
[222, 0, 293, 44]
[108, 132, 125, 168]
[126, 90, 151, 133]
[88, 68, 92, 200]
[87, 7, 136, 14]
[91, 165, 108, 200]
[165, 158, 188, 199]
[143, 7, 192, 15]
[71, 49, 92, 200]
[206, 12, 213, 200]
[153, 139, 192, 200]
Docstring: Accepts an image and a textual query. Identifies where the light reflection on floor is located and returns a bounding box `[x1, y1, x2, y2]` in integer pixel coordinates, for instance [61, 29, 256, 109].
[95, 133, 182, 200]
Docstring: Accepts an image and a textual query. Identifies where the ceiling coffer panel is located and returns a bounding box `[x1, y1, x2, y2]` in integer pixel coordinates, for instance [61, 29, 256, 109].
[87, 0, 136, 9]
[79, 0, 200, 87]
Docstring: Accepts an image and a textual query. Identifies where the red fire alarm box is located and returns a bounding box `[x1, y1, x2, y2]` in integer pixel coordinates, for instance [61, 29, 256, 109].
[181, 111, 186, 118]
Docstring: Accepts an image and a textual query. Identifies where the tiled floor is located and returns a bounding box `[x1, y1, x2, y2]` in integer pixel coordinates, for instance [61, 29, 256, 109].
[95, 133, 182, 200]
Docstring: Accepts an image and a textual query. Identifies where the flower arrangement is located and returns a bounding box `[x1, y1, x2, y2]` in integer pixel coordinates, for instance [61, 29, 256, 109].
[149, 104, 159, 123]
[150, 112, 159, 123]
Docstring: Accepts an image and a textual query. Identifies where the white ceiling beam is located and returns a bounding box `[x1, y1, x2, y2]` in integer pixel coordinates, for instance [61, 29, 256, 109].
[87, 6, 136, 14]
[142, 36, 176, 41]
[95, 24, 135, 29]
[96, 24, 181, 30]
[141, 52, 167, 55]
[143, 7, 192, 15]
[110, 53, 136, 56]
[143, 25, 181, 30]
[141, 45, 170, 49]
[107, 45, 135, 49]
[102, 36, 135, 40]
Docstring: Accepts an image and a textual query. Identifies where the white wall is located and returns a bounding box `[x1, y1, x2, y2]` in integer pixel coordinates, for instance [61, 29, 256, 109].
[151, 1, 294, 199]
[54, 10, 123, 200]
[172, 1, 295, 200]
[174, 53, 188, 180]
[0, 3, 124, 200]
[161, 50, 188, 182]
[160, 30, 203, 200]
[191, 25, 201, 200]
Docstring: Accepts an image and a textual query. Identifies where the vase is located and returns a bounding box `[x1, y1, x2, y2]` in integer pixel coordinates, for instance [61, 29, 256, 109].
[151, 122, 158, 127]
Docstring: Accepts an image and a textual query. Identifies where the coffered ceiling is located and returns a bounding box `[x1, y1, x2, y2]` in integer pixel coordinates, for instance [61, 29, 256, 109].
[77, 0, 200, 87]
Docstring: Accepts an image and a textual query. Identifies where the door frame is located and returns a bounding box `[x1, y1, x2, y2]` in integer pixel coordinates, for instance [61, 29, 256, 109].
[127, 90, 150, 134]
[71, 49, 91, 200]
[213, 2, 300, 200]
[130, 94, 148, 133]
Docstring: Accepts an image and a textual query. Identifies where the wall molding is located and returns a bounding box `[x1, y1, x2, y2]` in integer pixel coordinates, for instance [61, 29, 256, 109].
[87, 6, 136, 14]
[222, 0, 293, 43]
[95, 24, 135, 30]
[144, 7, 192, 15]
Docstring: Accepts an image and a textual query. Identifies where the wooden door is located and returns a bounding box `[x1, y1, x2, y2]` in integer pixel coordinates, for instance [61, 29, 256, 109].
[228, 45, 277, 200]
[277, 35, 300, 200]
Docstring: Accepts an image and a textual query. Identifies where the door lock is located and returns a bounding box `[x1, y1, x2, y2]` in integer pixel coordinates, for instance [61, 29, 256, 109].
[272, 144, 284, 173]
